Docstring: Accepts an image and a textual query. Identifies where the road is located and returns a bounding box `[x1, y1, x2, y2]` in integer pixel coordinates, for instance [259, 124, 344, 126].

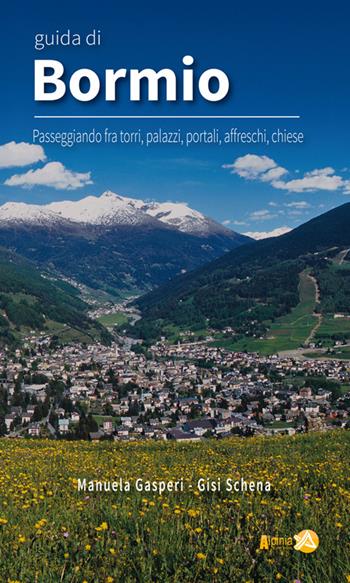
[303, 273, 322, 346]
[6, 405, 55, 438]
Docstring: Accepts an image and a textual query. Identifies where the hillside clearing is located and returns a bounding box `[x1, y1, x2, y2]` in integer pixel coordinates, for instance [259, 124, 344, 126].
[215, 270, 318, 354]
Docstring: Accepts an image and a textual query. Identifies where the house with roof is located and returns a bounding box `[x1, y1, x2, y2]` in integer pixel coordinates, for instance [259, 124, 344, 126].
[58, 418, 70, 434]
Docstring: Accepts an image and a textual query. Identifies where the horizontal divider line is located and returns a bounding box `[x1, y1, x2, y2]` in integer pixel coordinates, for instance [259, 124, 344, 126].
[33, 115, 301, 119]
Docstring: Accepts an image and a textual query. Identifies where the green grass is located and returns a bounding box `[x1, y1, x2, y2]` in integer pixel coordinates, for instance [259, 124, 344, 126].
[43, 319, 104, 345]
[282, 376, 308, 388]
[16, 315, 106, 347]
[0, 431, 348, 582]
[214, 270, 318, 355]
[83, 286, 142, 305]
[97, 312, 129, 328]
[161, 323, 182, 343]
[92, 415, 115, 427]
[305, 347, 350, 360]
[316, 315, 350, 345]
[266, 420, 294, 429]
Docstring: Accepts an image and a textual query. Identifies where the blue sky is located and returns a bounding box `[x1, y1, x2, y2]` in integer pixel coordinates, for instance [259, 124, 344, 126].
[0, 0, 349, 234]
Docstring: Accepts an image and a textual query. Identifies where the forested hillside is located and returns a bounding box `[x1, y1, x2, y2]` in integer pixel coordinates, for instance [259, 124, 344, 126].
[0, 248, 110, 346]
[133, 203, 350, 344]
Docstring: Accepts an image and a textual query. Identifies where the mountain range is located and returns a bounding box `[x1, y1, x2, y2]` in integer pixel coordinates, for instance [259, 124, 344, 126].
[1, 194, 350, 351]
[0, 191, 249, 294]
[0, 190, 240, 235]
[134, 203, 350, 346]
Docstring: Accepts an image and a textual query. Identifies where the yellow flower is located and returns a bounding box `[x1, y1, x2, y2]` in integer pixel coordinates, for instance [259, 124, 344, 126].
[18, 535, 26, 543]
[336, 522, 343, 528]
[216, 558, 224, 565]
[196, 552, 206, 560]
[0, 518, 8, 525]
[64, 552, 69, 559]
[194, 527, 202, 534]
[276, 574, 283, 581]
[85, 544, 91, 551]
[109, 548, 116, 555]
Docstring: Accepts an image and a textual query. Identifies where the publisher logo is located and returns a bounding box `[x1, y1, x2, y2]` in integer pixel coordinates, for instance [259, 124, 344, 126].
[259, 530, 319, 553]
[293, 530, 319, 553]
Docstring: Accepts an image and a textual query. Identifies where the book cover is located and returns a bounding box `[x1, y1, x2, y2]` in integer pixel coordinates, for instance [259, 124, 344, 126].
[0, 1, 349, 582]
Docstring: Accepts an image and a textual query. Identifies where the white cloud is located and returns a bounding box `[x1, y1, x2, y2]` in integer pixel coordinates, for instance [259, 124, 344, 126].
[224, 154, 350, 194]
[0, 141, 46, 168]
[343, 180, 350, 194]
[232, 220, 248, 226]
[260, 166, 287, 182]
[5, 161, 93, 190]
[223, 219, 249, 227]
[249, 209, 277, 221]
[285, 201, 310, 209]
[223, 154, 287, 182]
[244, 226, 292, 240]
[274, 167, 343, 193]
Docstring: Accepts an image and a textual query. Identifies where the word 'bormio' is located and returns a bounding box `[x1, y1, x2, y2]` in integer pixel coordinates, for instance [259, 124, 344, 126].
[34, 56, 230, 103]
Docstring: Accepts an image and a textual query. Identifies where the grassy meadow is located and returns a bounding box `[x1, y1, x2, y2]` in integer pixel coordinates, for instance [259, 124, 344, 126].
[315, 315, 350, 346]
[0, 431, 349, 582]
[97, 312, 130, 328]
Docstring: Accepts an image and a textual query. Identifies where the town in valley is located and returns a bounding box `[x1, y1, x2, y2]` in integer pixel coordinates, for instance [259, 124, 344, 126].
[0, 319, 349, 441]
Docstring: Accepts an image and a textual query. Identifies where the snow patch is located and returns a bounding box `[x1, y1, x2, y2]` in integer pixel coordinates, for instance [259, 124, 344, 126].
[244, 226, 292, 240]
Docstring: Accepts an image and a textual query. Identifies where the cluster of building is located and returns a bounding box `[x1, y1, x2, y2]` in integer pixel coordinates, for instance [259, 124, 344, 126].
[0, 337, 349, 440]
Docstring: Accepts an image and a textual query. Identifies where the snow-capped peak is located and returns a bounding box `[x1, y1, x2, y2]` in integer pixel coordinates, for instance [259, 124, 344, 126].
[146, 201, 203, 221]
[0, 202, 63, 225]
[118, 194, 229, 235]
[46, 191, 153, 226]
[0, 191, 234, 236]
